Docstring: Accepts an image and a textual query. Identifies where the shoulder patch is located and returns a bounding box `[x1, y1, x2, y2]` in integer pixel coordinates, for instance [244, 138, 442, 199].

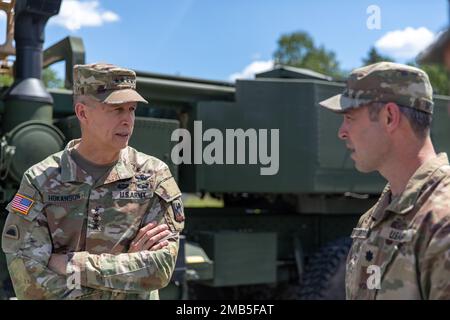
[171, 198, 185, 223]
[11, 193, 35, 215]
[4, 225, 19, 240]
[164, 196, 185, 232]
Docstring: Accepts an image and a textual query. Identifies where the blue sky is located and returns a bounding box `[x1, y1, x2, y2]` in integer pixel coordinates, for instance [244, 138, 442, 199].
[37, 0, 450, 82]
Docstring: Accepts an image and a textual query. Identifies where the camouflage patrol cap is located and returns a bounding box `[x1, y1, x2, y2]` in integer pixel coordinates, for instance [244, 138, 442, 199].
[73, 63, 148, 104]
[319, 62, 434, 114]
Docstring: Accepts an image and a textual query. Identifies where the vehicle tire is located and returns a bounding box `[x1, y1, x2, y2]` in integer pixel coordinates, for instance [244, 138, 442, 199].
[298, 237, 352, 300]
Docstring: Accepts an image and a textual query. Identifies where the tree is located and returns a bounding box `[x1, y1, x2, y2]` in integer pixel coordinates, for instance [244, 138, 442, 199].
[0, 74, 13, 87]
[273, 31, 342, 78]
[362, 47, 394, 65]
[42, 67, 64, 89]
[0, 67, 63, 89]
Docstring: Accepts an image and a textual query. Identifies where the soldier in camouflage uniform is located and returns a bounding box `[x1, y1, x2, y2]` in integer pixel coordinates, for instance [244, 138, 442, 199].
[319, 62, 450, 299]
[1, 63, 185, 299]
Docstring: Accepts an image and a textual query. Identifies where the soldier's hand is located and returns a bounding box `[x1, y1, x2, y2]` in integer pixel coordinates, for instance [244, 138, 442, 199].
[128, 222, 171, 253]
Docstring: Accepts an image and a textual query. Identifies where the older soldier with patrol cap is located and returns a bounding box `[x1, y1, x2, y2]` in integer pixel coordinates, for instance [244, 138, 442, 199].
[319, 61, 450, 299]
[1, 63, 185, 299]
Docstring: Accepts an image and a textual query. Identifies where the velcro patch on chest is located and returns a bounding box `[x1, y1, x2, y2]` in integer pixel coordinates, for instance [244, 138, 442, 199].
[379, 227, 416, 243]
[45, 193, 84, 202]
[360, 244, 379, 267]
[112, 190, 152, 200]
[351, 227, 370, 239]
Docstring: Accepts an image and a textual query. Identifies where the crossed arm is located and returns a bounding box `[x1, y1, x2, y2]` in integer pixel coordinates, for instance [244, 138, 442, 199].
[48, 222, 172, 274]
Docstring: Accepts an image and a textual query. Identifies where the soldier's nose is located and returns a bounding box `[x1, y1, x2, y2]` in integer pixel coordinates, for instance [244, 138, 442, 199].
[338, 122, 348, 140]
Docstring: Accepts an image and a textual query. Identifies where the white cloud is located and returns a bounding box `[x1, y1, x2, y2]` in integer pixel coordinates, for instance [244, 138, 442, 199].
[375, 27, 435, 59]
[229, 60, 274, 82]
[50, 0, 119, 31]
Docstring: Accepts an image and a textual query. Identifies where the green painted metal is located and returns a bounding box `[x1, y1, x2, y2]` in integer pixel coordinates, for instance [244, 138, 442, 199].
[6, 120, 65, 182]
[189, 76, 450, 195]
[2, 100, 53, 133]
[43, 36, 86, 89]
[197, 231, 277, 287]
[184, 209, 363, 259]
[184, 242, 214, 282]
[191, 78, 384, 194]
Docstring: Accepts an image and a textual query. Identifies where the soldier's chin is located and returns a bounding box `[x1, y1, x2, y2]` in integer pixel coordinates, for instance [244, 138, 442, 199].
[119, 140, 130, 149]
[354, 162, 375, 173]
[113, 136, 130, 149]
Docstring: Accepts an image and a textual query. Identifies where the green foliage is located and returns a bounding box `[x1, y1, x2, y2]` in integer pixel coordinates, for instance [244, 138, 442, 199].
[0, 68, 64, 89]
[362, 47, 394, 65]
[273, 31, 450, 95]
[0, 73, 13, 87]
[273, 31, 343, 79]
[42, 67, 64, 89]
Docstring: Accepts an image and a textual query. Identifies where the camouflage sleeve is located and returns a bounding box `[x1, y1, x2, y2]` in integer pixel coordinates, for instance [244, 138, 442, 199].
[66, 174, 184, 293]
[420, 217, 450, 299]
[1, 174, 72, 299]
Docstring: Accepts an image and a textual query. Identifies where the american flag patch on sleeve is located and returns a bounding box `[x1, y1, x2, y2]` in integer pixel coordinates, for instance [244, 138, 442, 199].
[11, 193, 34, 215]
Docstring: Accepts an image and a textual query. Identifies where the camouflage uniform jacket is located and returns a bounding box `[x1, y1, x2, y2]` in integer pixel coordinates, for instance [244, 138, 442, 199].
[1, 139, 184, 300]
[346, 153, 450, 299]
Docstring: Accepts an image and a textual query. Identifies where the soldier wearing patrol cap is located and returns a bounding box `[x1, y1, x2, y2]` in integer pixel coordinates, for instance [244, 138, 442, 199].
[1, 63, 185, 299]
[319, 62, 450, 299]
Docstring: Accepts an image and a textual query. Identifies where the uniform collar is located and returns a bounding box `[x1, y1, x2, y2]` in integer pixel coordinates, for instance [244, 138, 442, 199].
[60, 139, 135, 185]
[371, 153, 449, 221]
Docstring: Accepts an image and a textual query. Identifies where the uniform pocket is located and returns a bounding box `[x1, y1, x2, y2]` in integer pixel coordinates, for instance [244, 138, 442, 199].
[45, 198, 87, 250]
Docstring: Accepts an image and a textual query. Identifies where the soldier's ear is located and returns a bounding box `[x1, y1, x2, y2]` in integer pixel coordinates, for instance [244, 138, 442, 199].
[384, 102, 401, 131]
[75, 102, 88, 122]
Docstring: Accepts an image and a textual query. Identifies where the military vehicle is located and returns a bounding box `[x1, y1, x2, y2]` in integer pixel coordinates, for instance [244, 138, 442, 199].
[1, 0, 450, 300]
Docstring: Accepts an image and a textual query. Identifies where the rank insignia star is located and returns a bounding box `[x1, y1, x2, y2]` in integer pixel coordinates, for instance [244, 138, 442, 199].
[365, 250, 374, 262]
